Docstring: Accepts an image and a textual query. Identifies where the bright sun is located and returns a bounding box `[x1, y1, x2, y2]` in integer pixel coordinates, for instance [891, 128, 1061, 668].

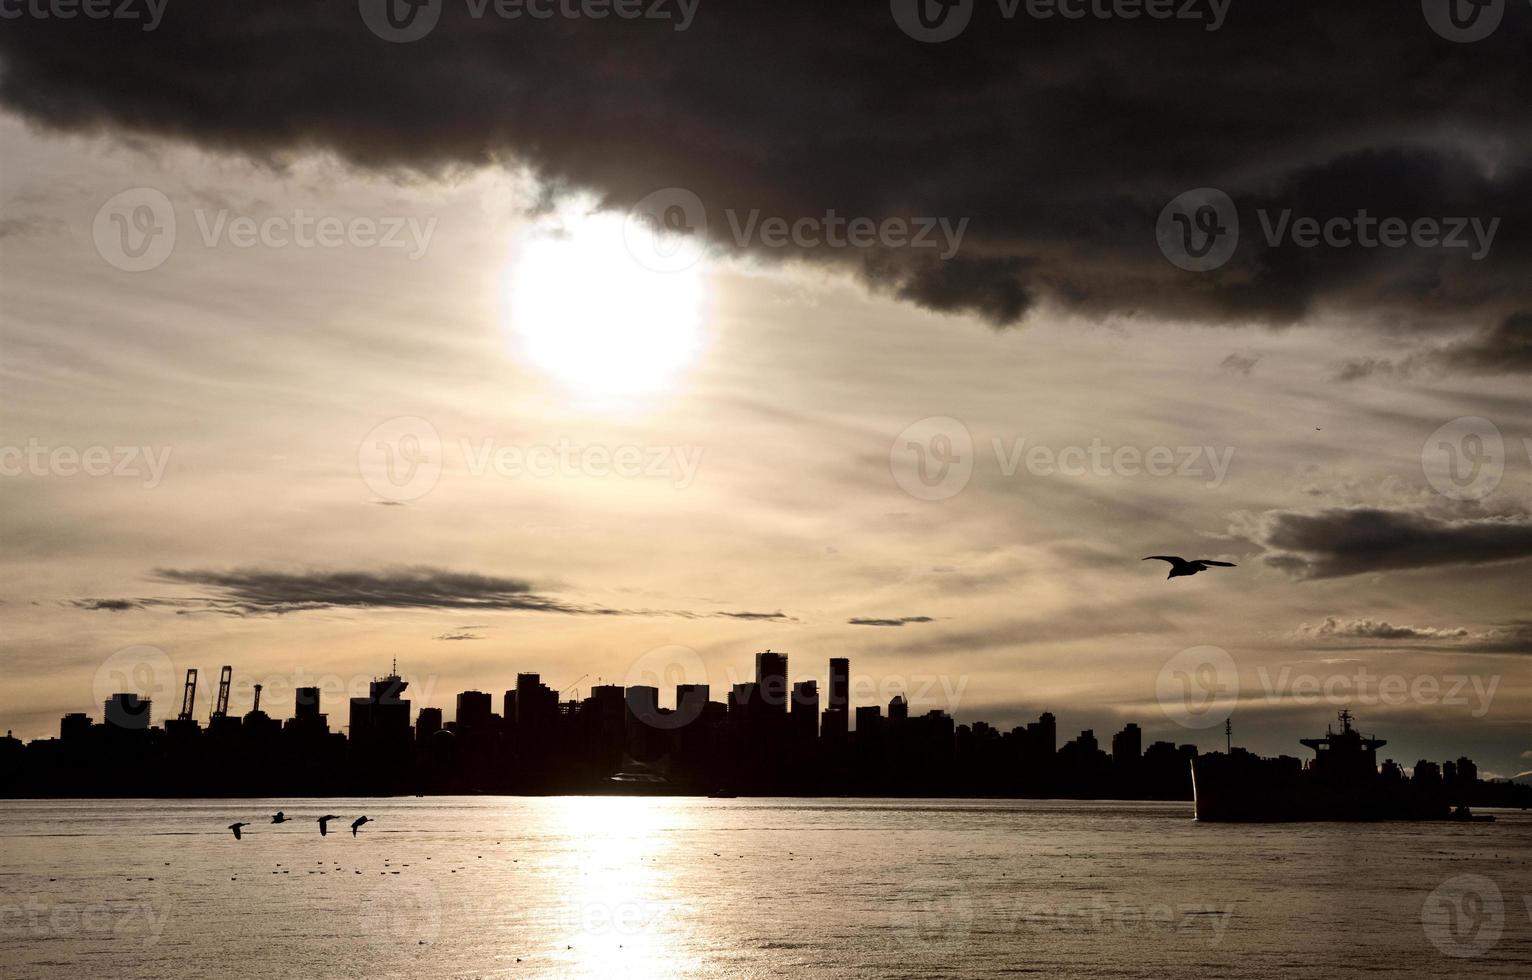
[503, 207, 706, 397]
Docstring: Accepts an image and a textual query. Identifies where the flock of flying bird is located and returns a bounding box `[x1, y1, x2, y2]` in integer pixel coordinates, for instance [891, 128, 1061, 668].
[228, 810, 370, 839]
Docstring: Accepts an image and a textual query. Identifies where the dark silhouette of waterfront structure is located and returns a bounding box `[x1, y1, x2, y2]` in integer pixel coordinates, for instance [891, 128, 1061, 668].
[4, 652, 1527, 809]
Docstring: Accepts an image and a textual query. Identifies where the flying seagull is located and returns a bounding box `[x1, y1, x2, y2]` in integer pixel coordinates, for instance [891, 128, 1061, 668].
[228, 822, 251, 840]
[317, 815, 341, 837]
[271, 811, 288, 824]
[1143, 556, 1237, 579]
[350, 816, 371, 837]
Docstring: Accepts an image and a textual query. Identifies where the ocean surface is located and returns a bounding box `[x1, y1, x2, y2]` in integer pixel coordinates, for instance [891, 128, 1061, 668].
[1, 797, 1528, 979]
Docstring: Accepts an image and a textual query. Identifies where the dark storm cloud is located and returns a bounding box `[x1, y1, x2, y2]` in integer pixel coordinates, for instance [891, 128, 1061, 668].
[140, 566, 791, 619]
[4, 2, 1532, 340]
[847, 616, 934, 627]
[1334, 311, 1532, 380]
[1254, 508, 1532, 579]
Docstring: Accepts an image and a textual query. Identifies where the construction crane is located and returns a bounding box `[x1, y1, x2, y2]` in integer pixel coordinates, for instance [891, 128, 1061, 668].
[177, 668, 198, 722]
[211, 665, 232, 720]
[560, 674, 588, 701]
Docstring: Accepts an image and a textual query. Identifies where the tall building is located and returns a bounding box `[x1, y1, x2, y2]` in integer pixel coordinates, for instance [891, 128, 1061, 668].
[755, 650, 789, 711]
[294, 687, 325, 726]
[60, 712, 90, 741]
[1112, 723, 1142, 763]
[349, 667, 412, 746]
[1027, 712, 1057, 756]
[791, 680, 819, 742]
[103, 693, 150, 730]
[675, 683, 710, 725]
[827, 657, 850, 711]
[888, 695, 908, 723]
[416, 706, 443, 739]
[854, 705, 882, 736]
[625, 685, 661, 728]
[510, 673, 557, 732]
[456, 690, 493, 730]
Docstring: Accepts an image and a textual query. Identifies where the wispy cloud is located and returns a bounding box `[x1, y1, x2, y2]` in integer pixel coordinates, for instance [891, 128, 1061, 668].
[847, 615, 934, 627]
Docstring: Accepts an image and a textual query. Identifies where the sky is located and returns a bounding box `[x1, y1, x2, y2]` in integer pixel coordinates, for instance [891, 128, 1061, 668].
[1, 2, 1529, 777]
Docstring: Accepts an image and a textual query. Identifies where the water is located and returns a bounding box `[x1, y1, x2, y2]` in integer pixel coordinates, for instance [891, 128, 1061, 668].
[1, 798, 1528, 979]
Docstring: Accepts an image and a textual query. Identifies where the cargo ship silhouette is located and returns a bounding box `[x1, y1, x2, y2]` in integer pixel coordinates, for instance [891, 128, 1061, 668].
[1192, 711, 1492, 822]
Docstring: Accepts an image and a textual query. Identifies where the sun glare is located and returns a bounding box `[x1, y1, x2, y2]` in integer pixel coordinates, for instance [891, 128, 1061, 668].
[503, 208, 706, 398]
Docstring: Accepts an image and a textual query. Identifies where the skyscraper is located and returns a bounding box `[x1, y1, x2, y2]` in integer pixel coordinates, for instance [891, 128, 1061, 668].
[827, 657, 849, 711]
[1112, 723, 1142, 764]
[416, 706, 443, 739]
[791, 679, 819, 742]
[349, 666, 411, 747]
[676, 683, 710, 725]
[755, 650, 789, 711]
[294, 687, 324, 727]
[456, 690, 493, 731]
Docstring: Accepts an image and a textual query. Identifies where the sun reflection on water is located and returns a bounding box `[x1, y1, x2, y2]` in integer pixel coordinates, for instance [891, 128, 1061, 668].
[527, 797, 700, 978]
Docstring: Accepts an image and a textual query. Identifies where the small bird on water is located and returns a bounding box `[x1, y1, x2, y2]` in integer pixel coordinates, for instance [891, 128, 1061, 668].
[317, 814, 341, 836]
[351, 816, 370, 836]
[228, 822, 251, 840]
[271, 811, 288, 824]
[1142, 555, 1237, 579]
